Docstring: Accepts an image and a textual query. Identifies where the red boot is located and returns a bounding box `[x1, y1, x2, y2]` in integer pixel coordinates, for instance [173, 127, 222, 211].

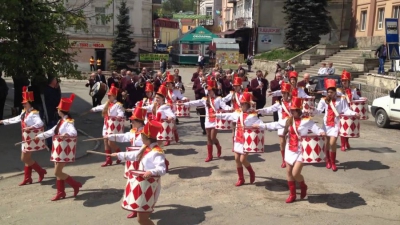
[216, 143, 222, 158]
[19, 166, 33, 186]
[51, 180, 66, 201]
[246, 165, 255, 184]
[235, 167, 245, 186]
[299, 180, 308, 199]
[205, 145, 213, 162]
[285, 181, 296, 203]
[325, 150, 331, 169]
[280, 150, 286, 168]
[345, 137, 351, 150]
[31, 161, 47, 183]
[340, 137, 346, 151]
[165, 159, 169, 172]
[101, 150, 112, 167]
[65, 176, 82, 197]
[174, 130, 179, 143]
[127, 211, 137, 218]
[330, 151, 337, 172]
[115, 149, 121, 164]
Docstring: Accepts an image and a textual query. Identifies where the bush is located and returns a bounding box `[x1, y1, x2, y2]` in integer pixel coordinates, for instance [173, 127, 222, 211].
[254, 49, 302, 61]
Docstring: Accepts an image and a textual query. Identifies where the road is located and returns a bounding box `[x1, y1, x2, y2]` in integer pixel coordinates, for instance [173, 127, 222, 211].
[0, 68, 399, 225]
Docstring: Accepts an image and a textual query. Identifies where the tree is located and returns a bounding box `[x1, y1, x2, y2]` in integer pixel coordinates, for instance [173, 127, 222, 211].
[283, 0, 331, 51]
[160, 0, 197, 17]
[111, 0, 136, 71]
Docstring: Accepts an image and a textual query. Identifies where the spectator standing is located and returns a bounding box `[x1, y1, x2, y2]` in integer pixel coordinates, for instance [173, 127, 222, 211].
[249, 70, 268, 110]
[246, 55, 253, 72]
[297, 73, 312, 96]
[96, 58, 101, 70]
[286, 61, 294, 71]
[326, 62, 335, 75]
[375, 42, 387, 74]
[161, 59, 167, 73]
[0, 73, 8, 120]
[107, 71, 119, 89]
[191, 67, 201, 82]
[89, 56, 95, 71]
[93, 69, 107, 106]
[275, 63, 282, 73]
[44, 76, 61, 148]
[85, 73, 96, 107]
[269, 73, 283, 121]
[318, 63, 327, 75]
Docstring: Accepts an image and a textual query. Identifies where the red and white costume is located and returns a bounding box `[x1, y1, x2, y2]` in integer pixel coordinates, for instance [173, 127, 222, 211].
[142, 85, 176, 123]
[136, 82, 155, 123]
[222, 77, 245, 111]
[270, 71, 310, 99]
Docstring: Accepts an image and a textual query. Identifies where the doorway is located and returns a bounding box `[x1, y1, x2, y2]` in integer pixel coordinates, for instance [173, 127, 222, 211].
[95, 49, 106, 71]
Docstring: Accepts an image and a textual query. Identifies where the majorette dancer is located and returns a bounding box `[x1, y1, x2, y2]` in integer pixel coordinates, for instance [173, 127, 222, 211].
[339, 70, 366, 151]
[106, 107, 146, 176]
[0, 86, 47, 186]
[258, 83, 293, 168]
[164, 74, 187, 144]
[216, 92, 263, 186]
[269, 71, 310, 98]
[136, 82, 155, 123]
[260, 97, 325, 203]
[183, 79, 231, 162]
[142, 84, 175, 171]
[314, 79, 360, 172]
[35, 94, 82, 201]
[222, 76, 245, 110]
[110, 120, 166, 223]
[90, 83, 125, 167]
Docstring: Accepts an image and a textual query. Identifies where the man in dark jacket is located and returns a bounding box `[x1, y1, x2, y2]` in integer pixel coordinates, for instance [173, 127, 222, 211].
[44, 76, 61, 147]
[249, 70, 268, 110]
[0, 73, 8, 120]
[375, 42, 387, 74]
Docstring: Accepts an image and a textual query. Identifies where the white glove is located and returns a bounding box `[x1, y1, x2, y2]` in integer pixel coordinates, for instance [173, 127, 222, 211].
[305, 83, 310, 88]
[279, 80, 283, 85]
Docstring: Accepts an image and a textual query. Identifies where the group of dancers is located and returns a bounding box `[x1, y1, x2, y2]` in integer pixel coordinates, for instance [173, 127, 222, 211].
[0, 69, 367, 225]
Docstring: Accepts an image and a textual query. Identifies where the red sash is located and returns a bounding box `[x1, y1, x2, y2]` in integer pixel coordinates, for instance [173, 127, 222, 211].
[327, 100, 336, 126]
[208, 98, 216, 122]
[235, 113, 249, 144]
[288, 119, 301, 151]
[233, 93, 240, 110]
[345, 88, 352, 103]
[281, 101, 290, 119]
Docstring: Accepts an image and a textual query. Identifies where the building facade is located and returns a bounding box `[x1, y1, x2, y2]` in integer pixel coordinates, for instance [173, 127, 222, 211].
[351, 0, 400, 48]
[199, 0, 223, 33]
[66, 0, 153, 71]
[153, 18, 179, 45]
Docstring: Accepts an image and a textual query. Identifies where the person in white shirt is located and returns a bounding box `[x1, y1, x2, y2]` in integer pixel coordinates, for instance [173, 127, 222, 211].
[326, 62, 335, 75]
[318, 63, 327, 75]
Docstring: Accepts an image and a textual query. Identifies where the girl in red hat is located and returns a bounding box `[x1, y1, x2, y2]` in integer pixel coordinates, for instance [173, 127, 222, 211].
[222, 77, 245, 110]
[136, 82, 155, 123]
[314, 79, 360, 172]
[281, 97, 325, 203]
[0, 86, 47, 186]
[110, 120, 166, 223]
[257, 82, 293, 168]
[338, 70, 367, 151]
[90, 83, 125, 167]
[216, 92, 264, 186]
[35, 94, 82, 201]
[183, 79, 231, 162]
[269, 71, 310, 98]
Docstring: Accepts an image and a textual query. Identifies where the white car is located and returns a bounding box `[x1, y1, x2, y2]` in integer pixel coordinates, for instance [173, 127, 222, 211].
[370, 84, 400, 128]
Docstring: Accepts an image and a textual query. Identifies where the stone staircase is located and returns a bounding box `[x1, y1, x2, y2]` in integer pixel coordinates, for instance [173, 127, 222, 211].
[299, 49, 372, 85]
[368, 60, 393, 74]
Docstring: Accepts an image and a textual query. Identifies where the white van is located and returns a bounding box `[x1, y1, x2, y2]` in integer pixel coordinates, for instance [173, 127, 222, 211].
[370, 84, 400, 128]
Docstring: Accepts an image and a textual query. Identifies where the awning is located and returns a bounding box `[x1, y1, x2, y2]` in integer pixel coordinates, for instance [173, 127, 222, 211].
[178, 26, 218, 44]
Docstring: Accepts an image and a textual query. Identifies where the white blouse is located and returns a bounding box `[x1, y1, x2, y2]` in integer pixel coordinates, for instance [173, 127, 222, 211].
[92, 100, 125, 117]
[143, 104, 176, 120]
[37, 116, 77, 139]
[167, 89, 187, 102]
[2, 108, 44, 128]
[271, 87, 309, 98]
[108, 127, 143, 147]
[314, 97, 357, 125]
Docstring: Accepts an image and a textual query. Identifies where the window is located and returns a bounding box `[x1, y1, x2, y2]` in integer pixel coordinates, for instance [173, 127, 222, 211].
[206, 7, 213, 18]
[377, 8, 384, 30]
[360, 10, 367, 31]
[393, 6, 400, 18]
[95, 7, 106, 25]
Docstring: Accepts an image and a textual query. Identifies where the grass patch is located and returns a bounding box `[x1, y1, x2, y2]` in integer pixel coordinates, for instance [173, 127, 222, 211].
[254, 49, 302, 61]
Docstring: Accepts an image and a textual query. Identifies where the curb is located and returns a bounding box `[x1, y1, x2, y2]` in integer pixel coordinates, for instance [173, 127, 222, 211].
[0, 129, 100, 181]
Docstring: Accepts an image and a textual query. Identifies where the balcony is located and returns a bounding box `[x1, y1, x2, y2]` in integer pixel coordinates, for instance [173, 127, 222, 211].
[199, 19, 214, 26]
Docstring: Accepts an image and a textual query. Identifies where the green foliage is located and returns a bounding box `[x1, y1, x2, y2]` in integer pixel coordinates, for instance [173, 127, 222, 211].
[283, 0, 331, 51]
[0, 0, 112, 89]
[160, 0, 197, 17]
[111, 0, 136, 71]
[254, 49, 302, 61]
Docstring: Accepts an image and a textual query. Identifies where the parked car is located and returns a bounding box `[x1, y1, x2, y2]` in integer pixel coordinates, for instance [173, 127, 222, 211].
[308, 75, 361, 105]
[370, 84, 400, 128]
[155, 44, 167, 53]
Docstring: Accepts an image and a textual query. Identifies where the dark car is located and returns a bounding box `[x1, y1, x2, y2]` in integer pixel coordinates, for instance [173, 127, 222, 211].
[308, 75, 361, 105]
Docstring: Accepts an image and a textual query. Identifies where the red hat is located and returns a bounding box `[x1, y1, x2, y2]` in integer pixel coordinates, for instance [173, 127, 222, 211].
[107, 83, 119, 96]
[166, 71, 170, 75]
[21, 86, 34, 103]
[141, 120, 162, 139]
[240, 92, 253, 104]
[57, 94, 75, 112]
[281, 83, 292, 93]
[290, 97, 303, 110]
[289, 71, 298, 79]
[341, 70, 351, 80]
[165, 74, 174, 83]
[324, 78, 336, 89]
[207, 75, 215, 81]
[145, 82, 154, 92]
[129, 107, 146, 121]
[232, 76, 242, 86]
[207, 80, 217, 90]
[157, 85, 168, 97]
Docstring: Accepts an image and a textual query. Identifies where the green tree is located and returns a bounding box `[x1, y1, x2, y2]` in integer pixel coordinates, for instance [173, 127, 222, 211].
[283, 0, 330, 51]
[160, 0, 197, 17]
[111, 0, 136, 71]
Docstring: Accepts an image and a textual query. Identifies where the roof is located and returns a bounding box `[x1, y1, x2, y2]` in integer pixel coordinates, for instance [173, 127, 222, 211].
[177, 26, 218, 44]
[180, 19, 196, 26]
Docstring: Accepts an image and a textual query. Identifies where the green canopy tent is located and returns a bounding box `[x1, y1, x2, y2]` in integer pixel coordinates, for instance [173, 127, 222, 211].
[171, 26, 218, 65]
